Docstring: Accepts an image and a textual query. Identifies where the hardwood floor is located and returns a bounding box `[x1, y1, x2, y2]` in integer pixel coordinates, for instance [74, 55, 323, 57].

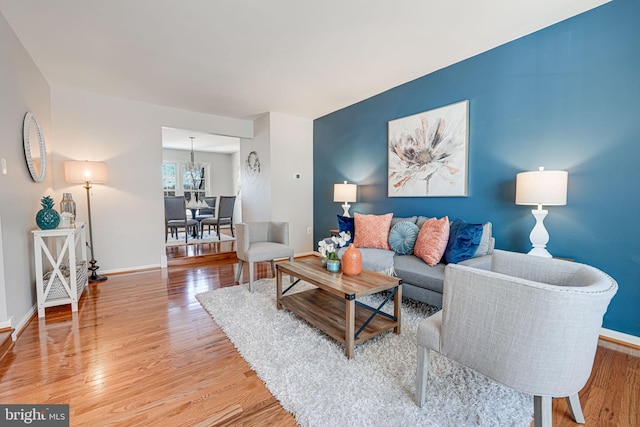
[0, 243, 638, 426]
[0, 245, 295, 426]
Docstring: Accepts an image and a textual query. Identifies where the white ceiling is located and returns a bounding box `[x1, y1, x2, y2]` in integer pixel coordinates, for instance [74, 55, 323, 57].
[0, 0, 609, 121]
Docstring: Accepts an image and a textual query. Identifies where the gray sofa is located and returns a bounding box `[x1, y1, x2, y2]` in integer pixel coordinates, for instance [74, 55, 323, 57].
[337, 216, 494, 308]
[394, 251, 492, 307]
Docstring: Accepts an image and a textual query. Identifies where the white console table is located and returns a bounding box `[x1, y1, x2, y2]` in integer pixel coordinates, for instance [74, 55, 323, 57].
[32, 222, 89, 318]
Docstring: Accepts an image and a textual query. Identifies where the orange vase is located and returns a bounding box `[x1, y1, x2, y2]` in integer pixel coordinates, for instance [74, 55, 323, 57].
[342, 244, 362, 275]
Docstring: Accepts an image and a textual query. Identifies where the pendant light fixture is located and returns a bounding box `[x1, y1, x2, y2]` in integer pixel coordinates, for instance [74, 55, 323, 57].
[184, 136, 204, 190]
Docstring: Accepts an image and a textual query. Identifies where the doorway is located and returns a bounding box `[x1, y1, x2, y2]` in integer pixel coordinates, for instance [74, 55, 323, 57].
[162, 127, 242, 260]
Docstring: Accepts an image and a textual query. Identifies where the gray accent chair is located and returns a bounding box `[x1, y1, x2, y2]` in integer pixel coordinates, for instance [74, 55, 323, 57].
[416, 250, 618, 427]
[235, 221, 295, 292]
[200, 195, 236, 239]
[164, 196, 198, 243]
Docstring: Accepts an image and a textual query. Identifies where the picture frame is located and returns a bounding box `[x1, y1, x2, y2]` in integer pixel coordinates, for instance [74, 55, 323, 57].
[388, 100, 469, 197]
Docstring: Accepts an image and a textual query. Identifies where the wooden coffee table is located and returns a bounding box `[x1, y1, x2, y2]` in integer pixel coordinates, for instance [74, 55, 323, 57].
[276, 258, 402, 359]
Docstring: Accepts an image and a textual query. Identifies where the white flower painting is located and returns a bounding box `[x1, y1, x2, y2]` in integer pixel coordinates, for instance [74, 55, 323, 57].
[388, 100, 469, 197]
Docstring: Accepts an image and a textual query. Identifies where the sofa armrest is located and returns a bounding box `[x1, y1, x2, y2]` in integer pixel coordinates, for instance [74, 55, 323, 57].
[458, 253, 492, 270]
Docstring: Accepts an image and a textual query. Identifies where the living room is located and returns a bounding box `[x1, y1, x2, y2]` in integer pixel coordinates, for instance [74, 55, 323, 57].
[0, 0, 638, 425]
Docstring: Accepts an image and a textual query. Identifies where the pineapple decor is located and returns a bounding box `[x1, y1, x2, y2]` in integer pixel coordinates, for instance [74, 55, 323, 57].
[36, 195, 61, 230]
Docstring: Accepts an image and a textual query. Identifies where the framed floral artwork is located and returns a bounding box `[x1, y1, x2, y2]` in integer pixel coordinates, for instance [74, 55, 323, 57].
[388, 100, 469, 197]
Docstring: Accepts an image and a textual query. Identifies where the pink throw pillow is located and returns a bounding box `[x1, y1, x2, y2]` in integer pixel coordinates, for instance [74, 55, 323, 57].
[353, 213, 393, 250]
[414, 217, 450, 266]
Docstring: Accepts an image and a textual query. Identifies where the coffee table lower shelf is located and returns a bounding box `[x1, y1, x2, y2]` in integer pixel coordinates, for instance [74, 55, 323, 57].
[279, 288, 399, 357]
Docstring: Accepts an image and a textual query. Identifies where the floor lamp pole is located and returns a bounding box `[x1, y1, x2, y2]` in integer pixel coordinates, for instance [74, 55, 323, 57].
[84, 181, 108, 283]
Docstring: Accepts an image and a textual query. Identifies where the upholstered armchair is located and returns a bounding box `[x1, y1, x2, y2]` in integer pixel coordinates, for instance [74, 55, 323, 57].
[416, 250, 617, 426]
[235, 221, 295, 291]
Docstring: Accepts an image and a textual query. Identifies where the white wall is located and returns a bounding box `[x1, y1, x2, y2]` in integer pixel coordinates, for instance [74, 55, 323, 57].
[240, 114, 272, 221]
[240, 112, 314, 253]
[231, 151, 242, 222]
[51, 88, 253, 273]
[270, 112, 314, 253]
[0, 12, 52, 332]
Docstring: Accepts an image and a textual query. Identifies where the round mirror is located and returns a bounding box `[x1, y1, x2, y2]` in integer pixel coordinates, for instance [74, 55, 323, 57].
[23, 112, 46, 183]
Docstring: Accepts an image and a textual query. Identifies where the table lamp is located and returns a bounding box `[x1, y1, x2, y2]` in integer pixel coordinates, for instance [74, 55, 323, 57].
[516, 167, 568, 258]
[334, 181, 357, 217]
[64, 160, 109, 282]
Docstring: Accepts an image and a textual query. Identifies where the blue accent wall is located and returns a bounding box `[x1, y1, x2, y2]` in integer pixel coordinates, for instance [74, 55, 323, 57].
[313, 0, 640, 337]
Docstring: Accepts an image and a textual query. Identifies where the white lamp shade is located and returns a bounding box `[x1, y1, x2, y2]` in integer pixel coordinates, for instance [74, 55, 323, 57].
[333, 181, 357, 203]
[64, 161, 108, 184]
[516, 169, 567, 206]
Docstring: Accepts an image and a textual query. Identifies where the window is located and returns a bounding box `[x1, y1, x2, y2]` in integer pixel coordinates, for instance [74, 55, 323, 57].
[162, 161, 208, 201]
[162, 162, 177, 196]
[182, 165, 206, 202]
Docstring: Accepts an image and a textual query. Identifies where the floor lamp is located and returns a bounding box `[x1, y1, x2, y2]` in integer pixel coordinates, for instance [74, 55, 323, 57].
[64, 160, 109, 283]
[515, 167, 568, 258]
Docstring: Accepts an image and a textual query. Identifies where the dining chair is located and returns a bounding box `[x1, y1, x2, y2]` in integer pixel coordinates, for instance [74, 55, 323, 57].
[200, 195, 236, 239]
[164, 196, 198, 243]
[195, 197, 216, 221]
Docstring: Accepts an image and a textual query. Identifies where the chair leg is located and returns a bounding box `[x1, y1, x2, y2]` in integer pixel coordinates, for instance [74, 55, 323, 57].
[416, 345, 429, 407]
[248, 262, 254, 292]
[566, 394, 585, 424]
[235, 260, 244, 284]
[534, 396, 552, 427]
[270, 260, 276, 277]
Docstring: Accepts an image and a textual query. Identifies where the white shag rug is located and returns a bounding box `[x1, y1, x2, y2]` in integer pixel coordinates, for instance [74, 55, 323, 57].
[165, 231, 235, 246]
[196, 279, 533, 427]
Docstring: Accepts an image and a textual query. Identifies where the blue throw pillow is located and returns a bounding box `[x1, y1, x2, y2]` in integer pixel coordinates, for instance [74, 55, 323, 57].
[388, 221, 420, 255]
[337, 215, 355, 240]
[444, 218, 484, 264]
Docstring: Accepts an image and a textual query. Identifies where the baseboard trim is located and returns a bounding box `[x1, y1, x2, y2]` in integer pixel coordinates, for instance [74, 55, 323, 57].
[0, 328, 15, 362]
[12, 304, 37, 341]
[100, 263, 162, 275]
[0, 318, 13, 329]
[599, 328, 640, 352]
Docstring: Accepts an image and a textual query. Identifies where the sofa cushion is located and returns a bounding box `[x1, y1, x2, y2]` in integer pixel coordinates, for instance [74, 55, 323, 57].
[338, 247, 395, 275]
[353, 213, 393, 250]
[414, 217, 449, 266]
[444, 218, 484, 264]
[390, 216, 418, 227]
[394, 254, 447, 294]
[416, 216, 431, 228]
[388, 221, 420, 255]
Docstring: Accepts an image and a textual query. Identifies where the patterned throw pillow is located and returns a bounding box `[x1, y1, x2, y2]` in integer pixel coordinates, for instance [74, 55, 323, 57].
[388, 221, 420, 255]
[414, 217, 450, 266]
[353, 213, 393, 250]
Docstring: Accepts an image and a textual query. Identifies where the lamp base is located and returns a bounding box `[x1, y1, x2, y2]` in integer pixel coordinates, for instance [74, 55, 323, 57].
[528, 208, 552, 258]
[88, 259, 108, 283]
[341, 203, 352, 217]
